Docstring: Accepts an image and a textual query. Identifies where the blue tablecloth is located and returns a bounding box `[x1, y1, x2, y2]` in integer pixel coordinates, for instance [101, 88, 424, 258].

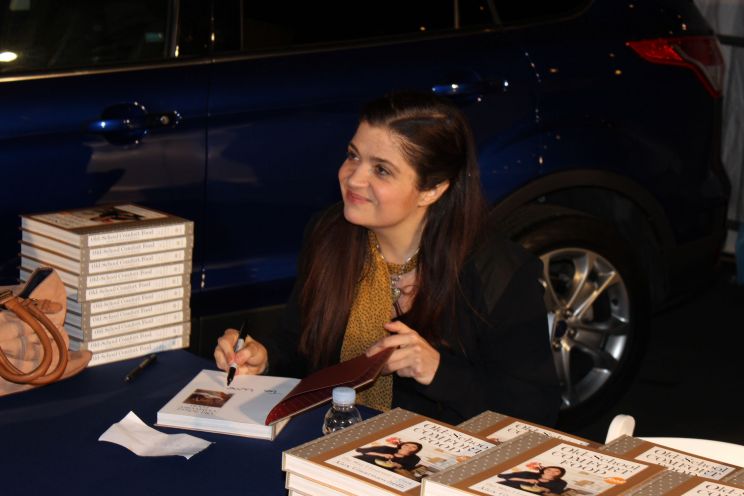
[0, 350, 374, 496]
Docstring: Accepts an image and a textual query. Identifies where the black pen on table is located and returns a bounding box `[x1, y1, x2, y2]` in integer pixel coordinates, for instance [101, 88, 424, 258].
[227, 322, 249, 386]
[124, 353, 157, 383]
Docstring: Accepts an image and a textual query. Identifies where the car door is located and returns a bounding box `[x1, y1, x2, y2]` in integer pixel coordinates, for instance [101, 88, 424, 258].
[0, 0, 211, 286]
[202, 0, 539, 303]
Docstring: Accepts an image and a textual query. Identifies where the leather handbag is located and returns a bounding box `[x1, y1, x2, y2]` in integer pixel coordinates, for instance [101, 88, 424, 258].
[0, 266, 91, 396]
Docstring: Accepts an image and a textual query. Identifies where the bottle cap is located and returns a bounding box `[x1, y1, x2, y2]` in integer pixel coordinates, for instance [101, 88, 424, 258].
[332, 386, 356, 406]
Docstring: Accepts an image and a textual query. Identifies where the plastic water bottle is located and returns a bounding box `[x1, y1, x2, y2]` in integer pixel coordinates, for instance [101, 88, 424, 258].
[322, 387, 362, 435]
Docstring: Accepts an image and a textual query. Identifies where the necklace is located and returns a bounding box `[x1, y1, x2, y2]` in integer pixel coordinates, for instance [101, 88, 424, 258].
[368, 231, 419, 305]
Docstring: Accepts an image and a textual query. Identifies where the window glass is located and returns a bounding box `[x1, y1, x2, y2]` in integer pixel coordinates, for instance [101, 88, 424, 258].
[0, 0, 172, 75]
[224, 0, 493, 54]
[492, 0, 591, 26]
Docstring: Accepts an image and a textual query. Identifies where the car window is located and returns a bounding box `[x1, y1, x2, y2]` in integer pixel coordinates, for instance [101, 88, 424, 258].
[213, 0, 494, 54]
[0, 0, 173, 75]
[492, 0, 591, 26]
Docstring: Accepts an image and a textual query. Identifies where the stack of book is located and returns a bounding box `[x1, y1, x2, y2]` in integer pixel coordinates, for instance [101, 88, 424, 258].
[19, 204, 194, 366]
[281, 408, 744, 496]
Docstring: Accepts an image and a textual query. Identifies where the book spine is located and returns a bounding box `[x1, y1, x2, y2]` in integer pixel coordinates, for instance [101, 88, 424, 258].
[65, 310, 186, 340]
[87, 222, 192, 247]
[85, 262, 189, 287]
[87, 236, 191, 261]
[86, 336, 189, 367]
[22, 245, 191, 275]
[65, 298, 188, 328]
[67, 286, 188, 316]
[61, 274, 188, 302]
[69, 322, 190, 352]
[21, 257, 189, 289]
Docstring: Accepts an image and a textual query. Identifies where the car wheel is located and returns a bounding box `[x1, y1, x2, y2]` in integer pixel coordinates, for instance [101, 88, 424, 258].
[502, 205, 650, 427]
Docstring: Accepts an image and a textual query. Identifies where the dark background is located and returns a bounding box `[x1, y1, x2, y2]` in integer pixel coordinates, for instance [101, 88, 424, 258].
[569, 257, 744, 446]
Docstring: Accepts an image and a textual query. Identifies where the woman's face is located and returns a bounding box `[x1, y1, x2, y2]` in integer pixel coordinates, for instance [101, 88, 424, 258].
[339, 122, 431, 238]
[397, 443, 419, 455]
[542, 467, 563, 479]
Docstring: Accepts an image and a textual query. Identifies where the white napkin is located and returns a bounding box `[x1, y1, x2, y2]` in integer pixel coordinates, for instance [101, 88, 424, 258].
[99, 411, 213, 459]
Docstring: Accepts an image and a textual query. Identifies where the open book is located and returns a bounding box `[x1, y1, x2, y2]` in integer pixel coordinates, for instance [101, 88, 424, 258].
[156, 347, 392, 440]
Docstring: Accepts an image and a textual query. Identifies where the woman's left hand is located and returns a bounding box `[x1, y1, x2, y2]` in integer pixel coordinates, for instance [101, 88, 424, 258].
[366, 320, 440, 385]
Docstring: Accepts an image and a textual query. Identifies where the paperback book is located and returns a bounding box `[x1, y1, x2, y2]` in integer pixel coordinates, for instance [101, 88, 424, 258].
[157, 369, 301, 441]
[457, 410, 598, 448]
[600, 435, 744, 484]
[282, 408, 496, 496]
[420, 431, 665, 496]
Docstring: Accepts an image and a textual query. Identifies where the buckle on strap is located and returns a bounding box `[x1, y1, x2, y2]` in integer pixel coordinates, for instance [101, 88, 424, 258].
[0, 289, 15, 306]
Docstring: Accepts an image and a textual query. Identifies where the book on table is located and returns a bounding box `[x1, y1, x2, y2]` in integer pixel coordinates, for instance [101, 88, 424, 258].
[158, 348, 394, 441]
[282, 407, 497, 496]
[156, 369, 301, 440]
[420, 431, 666, 496]
[457, 410, 599, 448]
[600, 435, 744, 484]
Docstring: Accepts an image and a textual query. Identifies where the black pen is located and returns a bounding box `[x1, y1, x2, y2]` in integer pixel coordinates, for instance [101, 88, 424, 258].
[226, 323, 249, 386]
[124, 353, 157, 383]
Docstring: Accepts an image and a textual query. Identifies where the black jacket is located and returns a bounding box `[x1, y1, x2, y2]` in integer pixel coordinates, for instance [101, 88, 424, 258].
[253, 229, 561, 426]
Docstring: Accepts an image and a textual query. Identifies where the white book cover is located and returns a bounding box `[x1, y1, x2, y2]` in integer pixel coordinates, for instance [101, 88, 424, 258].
[157, 370, 301, 441]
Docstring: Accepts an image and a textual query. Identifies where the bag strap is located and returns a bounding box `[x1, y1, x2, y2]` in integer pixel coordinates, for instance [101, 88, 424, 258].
[0, 290, 69, 385]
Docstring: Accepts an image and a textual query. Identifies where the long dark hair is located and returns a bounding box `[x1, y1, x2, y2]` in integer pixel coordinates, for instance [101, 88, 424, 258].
[298, 91, 487, 369]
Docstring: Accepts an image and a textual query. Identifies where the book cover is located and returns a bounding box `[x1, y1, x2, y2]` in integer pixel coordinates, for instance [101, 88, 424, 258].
[64, 309, 188, 341]
[156, 370, 301, 441]
[600, 435, 744, 483]
[421, 431, 665, 496]
[21, 229, 193, 261]
[87, 335, 189, 366]
[620, 470, 744, 496]
[69, 322, 190, 353]
[21, 204, 193, 248]
[283, 408, 497, 496]
[457, 410, 598, 448]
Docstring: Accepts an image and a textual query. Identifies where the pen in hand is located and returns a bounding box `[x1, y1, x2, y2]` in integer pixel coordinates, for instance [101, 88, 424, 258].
[124, 353, 157, 383]
[227, 323, 249, 386]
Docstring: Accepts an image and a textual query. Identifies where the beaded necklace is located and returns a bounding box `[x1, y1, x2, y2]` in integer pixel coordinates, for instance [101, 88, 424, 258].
[367, 231, 419, 310]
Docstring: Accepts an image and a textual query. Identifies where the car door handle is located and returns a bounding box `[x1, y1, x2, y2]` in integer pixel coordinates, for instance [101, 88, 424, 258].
[87, 103, 181, 145]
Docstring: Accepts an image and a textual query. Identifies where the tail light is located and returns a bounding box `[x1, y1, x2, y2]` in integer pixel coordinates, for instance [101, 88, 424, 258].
[627, 36, 724, 98]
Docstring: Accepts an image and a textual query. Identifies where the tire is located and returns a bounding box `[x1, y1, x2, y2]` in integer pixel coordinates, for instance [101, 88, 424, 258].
[501, 205, 650, 429]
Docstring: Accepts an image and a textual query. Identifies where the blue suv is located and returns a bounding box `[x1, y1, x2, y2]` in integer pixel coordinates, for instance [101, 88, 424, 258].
[0, 0, 729, 424]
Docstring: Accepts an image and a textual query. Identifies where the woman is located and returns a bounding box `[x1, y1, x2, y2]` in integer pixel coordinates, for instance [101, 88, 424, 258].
[354, 441, 423, 471]
[214, 91, 561, 425]
[498, 465, 568, 494]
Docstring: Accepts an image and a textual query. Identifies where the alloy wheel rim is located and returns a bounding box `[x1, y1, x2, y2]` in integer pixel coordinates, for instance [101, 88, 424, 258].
[540, 248, 631, 411]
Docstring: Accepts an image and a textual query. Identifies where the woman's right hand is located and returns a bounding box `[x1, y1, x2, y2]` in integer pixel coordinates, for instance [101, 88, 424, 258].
[214, 328, 269, 376]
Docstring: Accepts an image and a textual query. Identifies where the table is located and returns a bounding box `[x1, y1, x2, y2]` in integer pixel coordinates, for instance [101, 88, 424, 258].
[0, 350, 373, 496]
